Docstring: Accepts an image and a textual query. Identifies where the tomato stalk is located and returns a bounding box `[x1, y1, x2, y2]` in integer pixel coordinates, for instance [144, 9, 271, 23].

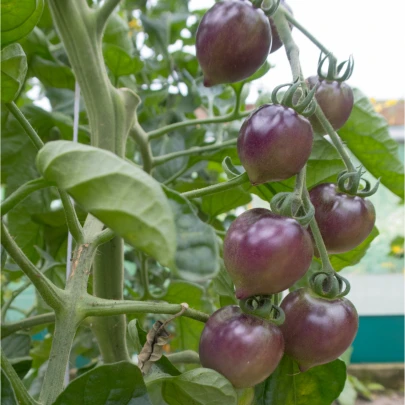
[182, 172, 250, 199]
[0, 348, 38, 405]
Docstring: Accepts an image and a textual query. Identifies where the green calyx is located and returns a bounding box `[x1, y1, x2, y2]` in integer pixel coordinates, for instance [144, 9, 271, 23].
[270, 191, 314, 226]
[317, 53, 354, 82]
[310, 271, 351, 299]
[337, 166, 380, 197]
[260, 0, 280, 16]
[271, 81, 317, 117]
[239, 295, 285, 325]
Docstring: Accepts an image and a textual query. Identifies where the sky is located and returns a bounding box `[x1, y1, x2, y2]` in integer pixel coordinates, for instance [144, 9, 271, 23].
[191, 0, 405, 101]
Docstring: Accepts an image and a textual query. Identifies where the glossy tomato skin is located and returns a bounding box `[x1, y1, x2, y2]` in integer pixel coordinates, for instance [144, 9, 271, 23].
[196, 0, 271, 87]
[280, 288, 358, 371]
[310, 183, 376, 254]
[237, 104, 313, 185]
[199, 305, 284, 388]
[223, 208, 314, 299]
[269, 0, 293, 53]
[307, 76, 354, 134]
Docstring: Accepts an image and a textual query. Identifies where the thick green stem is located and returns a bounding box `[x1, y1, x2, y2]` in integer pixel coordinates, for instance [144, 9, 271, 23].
[147, 111, 250, 140]
[39, 316, 79, 405]
[1, 348, 38, 405]
[92, 236, 130, 362]
[315, 105, 356, 173]
[49, 0, 139, 366]
[1, 222, 64, 310]
[182, 172, 250, 199]
[153, 139, 237, 167]
[1, 313, 56, 339]
[40, 242, 97, 405]
[82, 296, 209, 323]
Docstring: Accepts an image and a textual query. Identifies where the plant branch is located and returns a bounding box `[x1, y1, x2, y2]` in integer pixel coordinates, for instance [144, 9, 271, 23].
[81, 296, 210, 323]
[272, 9, 303, 82]
[2, 263, 62, 319]
[182, 172, 250, 199]
[1, 348, 38, 405]
[314, 105, 356, 173]
[166, 350, 200, 364]
[147, 111, 250, 140]
[1, 222, 65, 310]
[5, 102, 44, 150]
[1, 178, 50, 216]
[130, 122, 153, 173]
[283, 10, 336, 64]
[303, 189, 334, 273]
[96, 0, 121, 34]
[153, 139, 237, 167]
[91, 227, 116, 247]
[4, 101, 85, 242]
[1, 313, 56, 339]
[59, 190, 85, 243]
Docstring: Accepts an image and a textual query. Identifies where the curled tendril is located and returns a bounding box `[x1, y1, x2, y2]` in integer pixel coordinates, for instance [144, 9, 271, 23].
[270, 192, 315, 226]
[271, 81, 317, 117]
[222, 156, 242, 179]
[261, 0, 280, 16]
[317, 53, 354, 82]
[239, 295, 286, 325]
[310, 271, 351, 299]
[337, 167, 380, 197]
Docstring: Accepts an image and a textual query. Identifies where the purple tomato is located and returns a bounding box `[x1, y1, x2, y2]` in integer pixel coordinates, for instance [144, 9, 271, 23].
[199, 305, 284, 388]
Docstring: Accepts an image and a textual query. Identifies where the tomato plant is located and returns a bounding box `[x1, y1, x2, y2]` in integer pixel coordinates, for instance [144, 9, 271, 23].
[1, 0, 403, 405]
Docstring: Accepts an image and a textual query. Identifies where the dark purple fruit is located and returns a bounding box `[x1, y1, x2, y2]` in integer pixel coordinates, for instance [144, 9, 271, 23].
[196, 0, 271, 87]
[237, 104, 313, 185]
[280, 288, 358, 371]
[307, 76, 354, 134]
[269, 0, 293, 53]
[310, 183, 376, 254]
[199, 305, 284, 388]
[223, 208, 314, 299]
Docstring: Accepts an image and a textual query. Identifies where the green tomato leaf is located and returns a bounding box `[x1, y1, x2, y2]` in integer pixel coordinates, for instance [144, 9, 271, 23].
[10, 357, 33, 379]
[1, 107, 51, 262]
[0, 43, 27, 103]
[254, 356, 346, 405]
[162, 368, 238, 405]
[36, 141, 176, 267]
[53, 362, 152, 405]
[212, 266, 238, 307]
[329, 226, 379, 271]
[339, 88, 404, 199]
[103, 43, 144, 77]
[201, 187, 252, 217]
[103, 14, 134, 53]
[1, 333, 31, 358]
[1, 0, 44, 46]
[30, 56, 75, 89]
[162, 281, 205, 352]
[164, 188, 220, 281]
[141, 14, 170, 59]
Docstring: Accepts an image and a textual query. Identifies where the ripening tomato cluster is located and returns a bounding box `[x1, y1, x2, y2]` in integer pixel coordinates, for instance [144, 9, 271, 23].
[196, 0, 376, 390]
